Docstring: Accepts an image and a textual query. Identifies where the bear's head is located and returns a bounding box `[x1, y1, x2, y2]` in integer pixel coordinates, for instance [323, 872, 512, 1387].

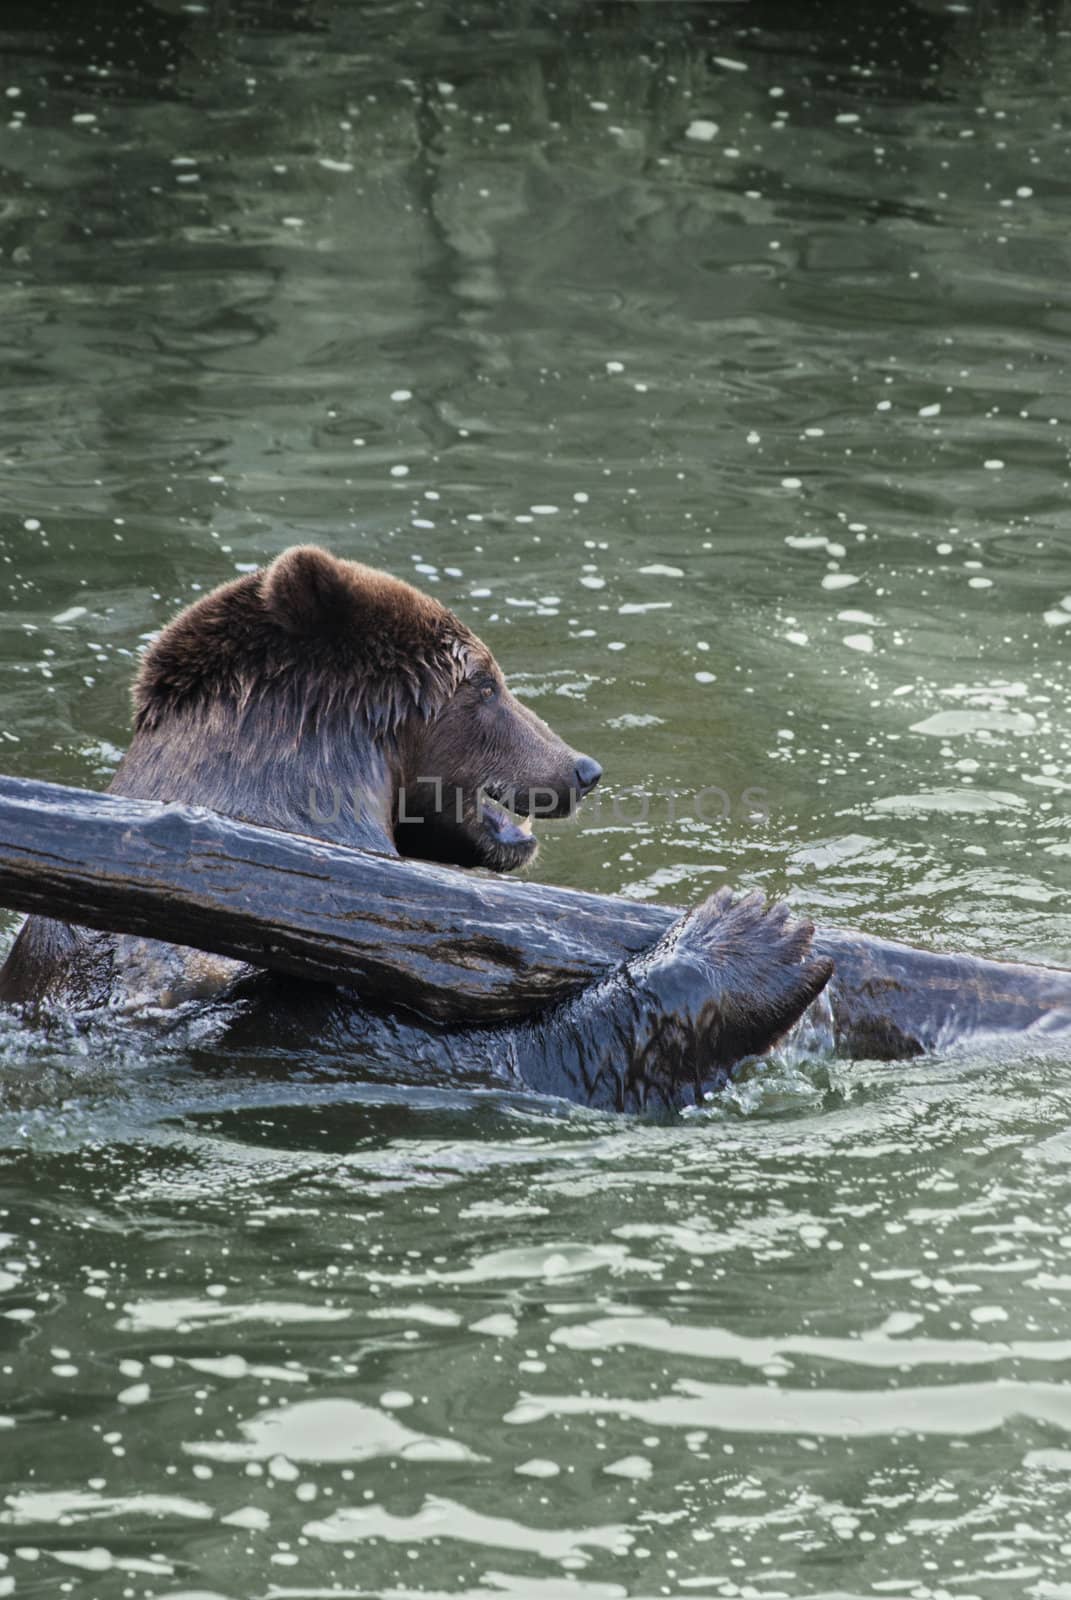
[123, 545, 601, 873]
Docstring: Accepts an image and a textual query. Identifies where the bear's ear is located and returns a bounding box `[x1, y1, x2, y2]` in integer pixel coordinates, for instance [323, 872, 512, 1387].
[262, 545, 355, 635]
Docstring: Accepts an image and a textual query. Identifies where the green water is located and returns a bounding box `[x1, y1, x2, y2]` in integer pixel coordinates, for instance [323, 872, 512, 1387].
[2, 1, 1071, 1595]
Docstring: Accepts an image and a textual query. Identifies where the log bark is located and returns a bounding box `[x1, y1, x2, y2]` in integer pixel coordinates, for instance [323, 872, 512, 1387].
[0, 775, 642, 1023]
[0, 775, 1067, 1051]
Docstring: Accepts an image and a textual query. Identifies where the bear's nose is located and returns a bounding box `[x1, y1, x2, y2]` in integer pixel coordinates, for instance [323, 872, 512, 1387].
[573, 755, 602, 797]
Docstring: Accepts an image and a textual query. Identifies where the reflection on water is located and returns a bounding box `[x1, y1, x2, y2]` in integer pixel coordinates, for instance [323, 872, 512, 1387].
[1, 0, 1070, 1595]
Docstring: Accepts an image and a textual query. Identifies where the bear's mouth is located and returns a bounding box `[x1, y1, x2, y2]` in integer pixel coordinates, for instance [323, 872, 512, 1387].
[394, 787, 539, 874]
[476, 791, 537, 870]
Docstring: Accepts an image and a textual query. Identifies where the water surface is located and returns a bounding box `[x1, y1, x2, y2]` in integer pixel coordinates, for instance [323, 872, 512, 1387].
[1, 2, 1070, 1596]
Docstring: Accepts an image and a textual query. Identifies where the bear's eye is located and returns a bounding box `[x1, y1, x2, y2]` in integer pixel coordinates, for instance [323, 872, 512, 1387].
[470, 671, 498, 702]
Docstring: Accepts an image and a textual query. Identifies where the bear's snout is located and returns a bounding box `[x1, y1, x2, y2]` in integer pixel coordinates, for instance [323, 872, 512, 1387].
[573, 755, 602, 798]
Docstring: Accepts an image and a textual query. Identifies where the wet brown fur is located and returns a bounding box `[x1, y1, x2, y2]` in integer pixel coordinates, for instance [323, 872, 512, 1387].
[125, 545, 595, 867]
[1, 546, 600, 1005]
[133, 545, 479, 743]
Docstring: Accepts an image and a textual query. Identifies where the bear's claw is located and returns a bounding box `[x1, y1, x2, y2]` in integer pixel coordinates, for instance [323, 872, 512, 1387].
[640, 887, 834, 1086]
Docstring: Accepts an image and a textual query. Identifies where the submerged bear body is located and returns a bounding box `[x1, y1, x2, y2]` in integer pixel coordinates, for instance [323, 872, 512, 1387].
[0, 546, 832, 1111]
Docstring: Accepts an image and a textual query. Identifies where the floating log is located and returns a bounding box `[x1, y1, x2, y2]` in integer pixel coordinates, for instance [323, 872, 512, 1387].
[0, 775, 1067, 1053]
[0, 775, 642, 1023]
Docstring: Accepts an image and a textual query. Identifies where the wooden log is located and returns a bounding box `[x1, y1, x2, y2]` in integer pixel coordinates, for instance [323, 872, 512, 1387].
[0, 775, 645, 1023]
[0, 775, 1067, 1051]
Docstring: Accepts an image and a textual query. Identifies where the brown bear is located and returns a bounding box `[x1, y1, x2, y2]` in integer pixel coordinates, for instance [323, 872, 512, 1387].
[0, 546, 831, 1111]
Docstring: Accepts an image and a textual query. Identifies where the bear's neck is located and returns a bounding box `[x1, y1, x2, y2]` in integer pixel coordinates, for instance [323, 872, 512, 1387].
[109, 701, 401, 855]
